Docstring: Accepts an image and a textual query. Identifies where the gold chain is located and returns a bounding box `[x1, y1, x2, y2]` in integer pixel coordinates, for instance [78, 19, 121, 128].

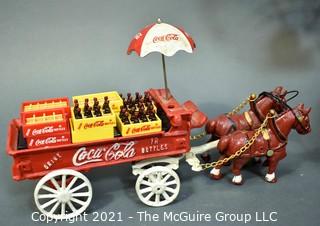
[200, 111, 275, 170]
[189, 93, 257, 141]
[190, 131, 207, 141]
[227, 93, 257, 117]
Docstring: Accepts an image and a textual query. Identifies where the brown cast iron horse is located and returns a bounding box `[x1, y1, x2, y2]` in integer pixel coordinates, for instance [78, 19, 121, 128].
[210, 104, 311, 185]
[205, 86, 288, 140]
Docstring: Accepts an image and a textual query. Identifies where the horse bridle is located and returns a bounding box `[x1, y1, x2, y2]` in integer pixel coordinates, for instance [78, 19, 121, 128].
[257, 90, 299, 109]
[252, 90, 308, 133]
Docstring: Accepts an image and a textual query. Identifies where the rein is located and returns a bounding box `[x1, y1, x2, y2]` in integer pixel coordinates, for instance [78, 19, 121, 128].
[255, 90, 308, 134]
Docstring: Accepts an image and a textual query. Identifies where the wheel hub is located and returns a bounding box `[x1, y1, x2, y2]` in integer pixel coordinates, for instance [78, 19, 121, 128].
[57, 191, 71, 203]
[152, 183, 165, 194]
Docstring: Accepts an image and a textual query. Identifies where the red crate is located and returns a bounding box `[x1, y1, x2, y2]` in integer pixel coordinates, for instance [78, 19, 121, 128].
[20, 97, 71, 118]
[26, 131, 71, 148]
[21, 109, 69, 138]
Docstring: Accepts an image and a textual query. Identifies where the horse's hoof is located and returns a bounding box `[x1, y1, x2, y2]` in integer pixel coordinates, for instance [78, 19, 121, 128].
[210, 174, 223, 180]
[265, 173, 277, 183]
[232, 175, 243, 185]
[265, 177, 277, 183]
[232, 180, 243, 186]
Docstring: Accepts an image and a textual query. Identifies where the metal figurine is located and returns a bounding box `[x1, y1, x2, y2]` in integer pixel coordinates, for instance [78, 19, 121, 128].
[5, 18, 313, 222]
[210, 104, 311, 184]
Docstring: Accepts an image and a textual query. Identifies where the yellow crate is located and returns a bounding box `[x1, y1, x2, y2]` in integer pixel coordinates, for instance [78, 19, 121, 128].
[116, 114, 162, 137]
[71, 107, 116, 129]
[69, 119, 114, 143]
[72, 91, 123, 113]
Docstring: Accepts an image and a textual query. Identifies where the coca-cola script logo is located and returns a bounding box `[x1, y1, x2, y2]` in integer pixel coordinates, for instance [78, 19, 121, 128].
[153, 33, 179, 43]
[29, 136, 69, 147]
[126, 124, 161, 135]
[26, 126, 65, 136]
[72, 141, 136, 166]
[77, 120, 113, 130]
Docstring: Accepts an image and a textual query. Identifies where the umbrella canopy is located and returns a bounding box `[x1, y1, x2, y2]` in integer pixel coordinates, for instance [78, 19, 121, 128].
[127, 19, 196, 99]
[127, 20, 196, 57]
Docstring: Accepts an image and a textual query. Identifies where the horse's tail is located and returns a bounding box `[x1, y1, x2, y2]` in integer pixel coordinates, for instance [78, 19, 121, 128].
[217, 135, 230, 154]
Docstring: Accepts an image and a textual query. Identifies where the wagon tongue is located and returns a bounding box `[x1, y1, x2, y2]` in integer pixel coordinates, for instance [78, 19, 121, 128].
[182, 100, 208, 129]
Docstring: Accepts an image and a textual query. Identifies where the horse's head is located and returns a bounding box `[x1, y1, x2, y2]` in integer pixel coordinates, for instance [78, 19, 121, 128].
[270, 86, 288, 112]
[271, 86, 288, 99]
[293, 103, 311, 135]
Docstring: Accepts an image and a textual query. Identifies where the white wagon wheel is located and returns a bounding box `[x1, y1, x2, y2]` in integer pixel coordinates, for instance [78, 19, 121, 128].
[135, 166, 180, 207]
[34, 169, 92, 220]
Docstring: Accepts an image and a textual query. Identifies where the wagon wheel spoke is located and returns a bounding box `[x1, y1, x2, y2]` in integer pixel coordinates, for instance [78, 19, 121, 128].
[155, 194, 160, 204]
[156, 172, 162, 181]
[71, 197, 86, 206]
[67, 201, 77, 212]
[49, 200, 61, 214]
[61, 175, 67, 189]
[161, 173, 171, 183]
[145, 191, 154, 201]
[69, 182, 87, 193]
[38, 194, 58, 199]
[140, 187, 153, 194]
[41, 185, 58, 194]
[71, 192, 91, 197]
[165, 186, 176, 194]
[162, 191, 170, 201]
[61, 202, 66, 216]
[50, 178, 60, 191]
[66, 176, 78, 191]
[40, 198, 58, 209]
[140, 179, 153, 187]
[148, 174, 157, 182]
[165, 180, 177, 186]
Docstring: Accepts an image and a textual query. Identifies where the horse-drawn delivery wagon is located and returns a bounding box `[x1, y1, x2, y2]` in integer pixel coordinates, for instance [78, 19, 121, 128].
[5, 19, 312, 221]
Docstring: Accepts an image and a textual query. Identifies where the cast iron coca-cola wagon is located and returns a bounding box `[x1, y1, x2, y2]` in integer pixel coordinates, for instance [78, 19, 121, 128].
[6, 19, 312, 221]
[7, 88, 208, 219]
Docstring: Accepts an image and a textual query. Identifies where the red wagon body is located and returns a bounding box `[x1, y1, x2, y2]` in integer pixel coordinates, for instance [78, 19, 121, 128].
[7, 89, 207, 181]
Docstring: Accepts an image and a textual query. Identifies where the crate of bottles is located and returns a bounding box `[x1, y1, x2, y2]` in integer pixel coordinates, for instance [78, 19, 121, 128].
[20, 97, 70, 118]
[69, 92, 120, 143]
[116, 91, 161, 136]
[72, 91, 123, 113]
[116, 113, 162, 137]
[21, 109, 70, 138]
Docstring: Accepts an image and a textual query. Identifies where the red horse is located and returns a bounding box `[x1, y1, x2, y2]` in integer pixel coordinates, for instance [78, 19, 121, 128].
[210, 104, 311, 184]
[205, 86, 288, 140]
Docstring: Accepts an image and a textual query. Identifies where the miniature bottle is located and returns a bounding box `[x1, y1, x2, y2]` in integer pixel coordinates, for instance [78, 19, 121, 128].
[102, 96, 111, 114]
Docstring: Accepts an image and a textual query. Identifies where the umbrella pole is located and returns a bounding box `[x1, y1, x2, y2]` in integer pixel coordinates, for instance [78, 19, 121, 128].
[161, 54, 169, 99]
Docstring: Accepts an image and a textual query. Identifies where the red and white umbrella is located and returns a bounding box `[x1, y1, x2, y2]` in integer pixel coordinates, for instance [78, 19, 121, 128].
[127, 19, 196, 98]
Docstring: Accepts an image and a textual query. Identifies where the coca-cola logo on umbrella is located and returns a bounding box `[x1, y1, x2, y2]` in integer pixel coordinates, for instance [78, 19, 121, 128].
[72, 141, 136, 166]
[152, 34, 179, 43]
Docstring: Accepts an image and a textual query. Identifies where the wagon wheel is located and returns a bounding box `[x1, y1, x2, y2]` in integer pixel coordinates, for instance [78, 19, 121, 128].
[34, 169, 92, 220]
[135, 166, 180, 207]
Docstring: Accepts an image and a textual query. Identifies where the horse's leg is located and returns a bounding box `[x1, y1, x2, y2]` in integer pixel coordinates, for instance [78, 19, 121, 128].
[231, 157, 251, 185]
[265, 149, 287, 183]
[201, 135, 219, 163]
[209, 155, 226, 180]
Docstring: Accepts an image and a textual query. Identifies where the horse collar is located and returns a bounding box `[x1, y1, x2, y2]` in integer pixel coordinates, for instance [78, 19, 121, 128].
[252, 98, 264, 123]
[270, 116, 287, 143]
